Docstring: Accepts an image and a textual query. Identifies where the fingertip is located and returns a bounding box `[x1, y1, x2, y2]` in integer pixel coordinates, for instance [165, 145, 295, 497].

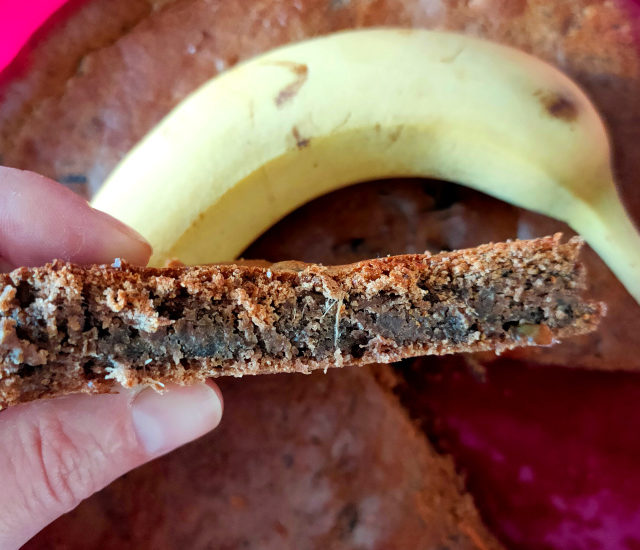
[0, 384, 222, 548]
[90, 207, 153, 266]
[0, 256, 14, 273]
[0, 166, 153, 267]
[206, 380, 224, 416]
[131, 383, 223, 457]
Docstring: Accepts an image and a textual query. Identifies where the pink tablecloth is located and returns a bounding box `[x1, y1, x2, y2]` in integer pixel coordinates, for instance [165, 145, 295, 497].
[0, 0, 67, 73]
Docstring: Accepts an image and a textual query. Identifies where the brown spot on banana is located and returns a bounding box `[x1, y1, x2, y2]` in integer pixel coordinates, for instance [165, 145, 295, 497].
[440, 47, 465, 64]
[291, 126, 310, 149]
[268, 61, 309, 107]
[535, 89, 578, 122]
[388, 125, 404, 143]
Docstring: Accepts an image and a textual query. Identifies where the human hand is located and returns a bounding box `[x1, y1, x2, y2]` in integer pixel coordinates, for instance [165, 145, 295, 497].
[0, 167, 223, 549]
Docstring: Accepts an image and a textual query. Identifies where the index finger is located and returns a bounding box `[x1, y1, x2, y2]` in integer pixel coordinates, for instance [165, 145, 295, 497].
[0, 167, 151, 268]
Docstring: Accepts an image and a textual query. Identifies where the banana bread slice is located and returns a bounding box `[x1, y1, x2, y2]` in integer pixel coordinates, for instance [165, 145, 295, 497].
[0, 234, 603, 408]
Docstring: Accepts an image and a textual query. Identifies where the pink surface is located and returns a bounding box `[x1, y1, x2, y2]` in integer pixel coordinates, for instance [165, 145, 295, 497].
[404, 358, 640, 550]
[0, 0, 68, 73]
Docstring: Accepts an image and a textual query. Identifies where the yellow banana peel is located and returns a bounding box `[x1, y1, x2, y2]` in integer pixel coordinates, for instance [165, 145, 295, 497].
[92, 29, 640, 304]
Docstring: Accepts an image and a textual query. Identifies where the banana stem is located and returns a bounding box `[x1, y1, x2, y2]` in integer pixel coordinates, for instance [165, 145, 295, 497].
[572, 190, 640, 305]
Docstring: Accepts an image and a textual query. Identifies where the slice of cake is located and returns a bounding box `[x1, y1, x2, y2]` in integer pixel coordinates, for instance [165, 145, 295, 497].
[0, 235, 602, 408]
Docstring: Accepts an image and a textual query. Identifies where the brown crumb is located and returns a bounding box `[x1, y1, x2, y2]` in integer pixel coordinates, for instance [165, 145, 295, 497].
[0, 235, 603, 408]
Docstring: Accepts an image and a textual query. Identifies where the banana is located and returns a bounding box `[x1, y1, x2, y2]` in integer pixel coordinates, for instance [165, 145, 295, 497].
[92, 29, 640, 304]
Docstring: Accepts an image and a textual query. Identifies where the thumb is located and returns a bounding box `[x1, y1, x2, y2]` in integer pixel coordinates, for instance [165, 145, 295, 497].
[0, 382, 222, 549]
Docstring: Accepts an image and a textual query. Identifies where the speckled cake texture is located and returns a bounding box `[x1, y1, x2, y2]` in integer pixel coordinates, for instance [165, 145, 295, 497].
[0, 235, 601, 408]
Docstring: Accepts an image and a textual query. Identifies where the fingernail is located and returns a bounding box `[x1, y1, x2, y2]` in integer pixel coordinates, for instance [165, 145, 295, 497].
[90, 207, 153, 265]
[131, 383, 223, 456]
[90, 206, 150, 246]
[109, 216, 151, 248]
